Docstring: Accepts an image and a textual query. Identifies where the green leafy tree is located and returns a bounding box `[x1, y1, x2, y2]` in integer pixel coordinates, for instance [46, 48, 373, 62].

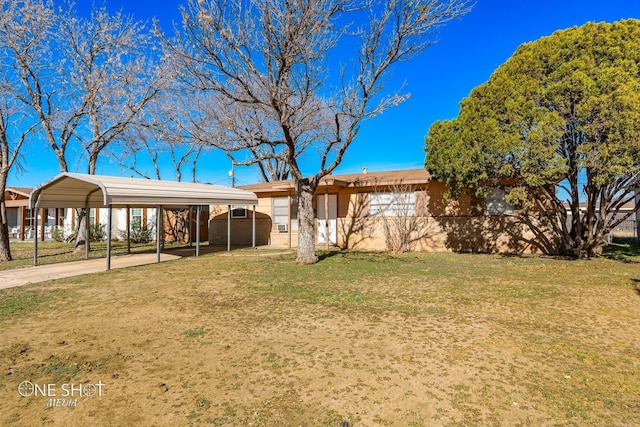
[425, 19, 640, 257]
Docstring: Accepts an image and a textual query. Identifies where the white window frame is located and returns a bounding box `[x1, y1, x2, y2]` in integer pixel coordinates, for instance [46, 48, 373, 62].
[130, 208, 143, 225]
[370, 192, 416, 217]
[272, 196, 298, 231]
[57, 208, 65, 227]
[231, 205, 247, 218]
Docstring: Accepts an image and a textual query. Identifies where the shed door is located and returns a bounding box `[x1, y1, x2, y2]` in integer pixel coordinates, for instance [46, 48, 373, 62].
[317, 194, 337, 245]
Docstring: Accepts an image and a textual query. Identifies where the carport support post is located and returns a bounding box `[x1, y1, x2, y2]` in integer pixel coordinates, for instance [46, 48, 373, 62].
[252, 205, 256, 248]
[85, 205, 90, 260]
[188, 207, 193, 247]
[227, 204, 231, 252]
[33, 206, 38, 266]
[195, 205, 201, 257]
[106, 206, 112, 271]
[126, 206, 131, 254]
[156, 205, 163, 263]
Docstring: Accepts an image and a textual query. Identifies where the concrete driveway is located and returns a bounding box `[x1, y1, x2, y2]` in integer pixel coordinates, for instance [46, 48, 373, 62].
[0, 253, 182, 290]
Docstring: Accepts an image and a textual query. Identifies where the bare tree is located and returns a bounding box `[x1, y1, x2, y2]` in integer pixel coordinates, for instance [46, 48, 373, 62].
[56, 4, 163, 176]
[228, 147, 290, 183]
[0, 95, 37, 261]
[56, 4, 164, 250]
[116, 89, 207, 182]
[0, 0, 55, 260]
[2, 0, 163, 251]
[118, 129, 206, 182]
[373, 181, 428, 253]
[165, 0, 471, 263]
[0, 0, 64, 169]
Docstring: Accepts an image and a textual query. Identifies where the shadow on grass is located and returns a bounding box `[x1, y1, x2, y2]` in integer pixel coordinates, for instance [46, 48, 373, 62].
[631, 279, 640, 297]
[317, 250, 347, 261]
[603, 239, 640, 263]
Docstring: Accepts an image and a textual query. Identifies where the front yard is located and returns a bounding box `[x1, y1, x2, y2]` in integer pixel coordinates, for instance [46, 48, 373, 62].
[0, 247, 639, 426]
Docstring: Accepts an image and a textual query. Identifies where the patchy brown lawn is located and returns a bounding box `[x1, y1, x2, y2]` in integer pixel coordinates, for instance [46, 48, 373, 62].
[0, 250, 639, 426]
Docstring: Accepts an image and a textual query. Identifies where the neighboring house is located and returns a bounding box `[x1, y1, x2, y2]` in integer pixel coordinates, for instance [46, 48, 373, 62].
[565, 200, 639, 240]
[58, 207, 159, 241]
[5, 187, 32, 240]
[5, 187, 62, 241]
[210, 168, 556, 254]
[58, 206, 208, 243]
[5, 187, 206, 243]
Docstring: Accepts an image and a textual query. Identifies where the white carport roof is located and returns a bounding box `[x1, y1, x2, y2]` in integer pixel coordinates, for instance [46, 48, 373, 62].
[29, 172, 258, 208]
[29, 172, 259, 270]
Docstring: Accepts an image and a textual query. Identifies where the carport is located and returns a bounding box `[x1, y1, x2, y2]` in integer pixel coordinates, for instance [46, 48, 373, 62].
[29, 173, 259, 270]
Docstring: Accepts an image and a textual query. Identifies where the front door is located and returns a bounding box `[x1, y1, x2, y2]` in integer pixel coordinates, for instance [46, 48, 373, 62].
[317, 194, 337, 245]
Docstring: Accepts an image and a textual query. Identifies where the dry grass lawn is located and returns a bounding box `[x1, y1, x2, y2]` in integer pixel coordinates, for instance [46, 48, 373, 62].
[1, 247, 639, 426]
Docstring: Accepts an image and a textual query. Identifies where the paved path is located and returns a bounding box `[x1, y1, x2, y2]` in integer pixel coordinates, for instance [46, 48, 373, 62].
[0, 253, 182, 290]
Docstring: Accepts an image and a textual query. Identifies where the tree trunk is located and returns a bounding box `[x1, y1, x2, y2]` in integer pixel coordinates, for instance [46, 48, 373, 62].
[558, 225, 605, 258]
[295, 178, 318, 264]
[0, 169, 12, 262]
[0, 200, 11, 262]
[74, 208, 89, 253]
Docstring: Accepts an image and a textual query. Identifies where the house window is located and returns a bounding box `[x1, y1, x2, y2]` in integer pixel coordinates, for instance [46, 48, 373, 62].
[485, 188, 515, 216]
[272, 196, 298, 231]
[231, 205, 247, 218]
[89, 208, 96, 225]
[131, 208, 143, 226]
[25, 208, 34, 228]
[370, 192, 416, 216]
[57, 208, 65, 227]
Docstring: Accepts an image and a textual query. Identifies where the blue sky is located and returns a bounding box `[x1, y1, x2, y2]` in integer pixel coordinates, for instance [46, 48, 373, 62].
[9, 0, 640, 188]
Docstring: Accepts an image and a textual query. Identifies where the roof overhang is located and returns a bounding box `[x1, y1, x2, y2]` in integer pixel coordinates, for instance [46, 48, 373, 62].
[6, 187, 32, 198]
[29, 173, 258, 209]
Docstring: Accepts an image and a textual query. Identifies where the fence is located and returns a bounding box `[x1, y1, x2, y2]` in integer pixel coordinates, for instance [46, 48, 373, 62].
[610, 218, 638, 241]
[565, 215, 638, 242]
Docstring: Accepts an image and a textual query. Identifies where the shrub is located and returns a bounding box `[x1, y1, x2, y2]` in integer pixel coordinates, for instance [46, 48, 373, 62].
[66, 223, 107, 243]
[119, 220, 154, 244]
[51, 227, 66, 242]
[90, 223, 106, 242]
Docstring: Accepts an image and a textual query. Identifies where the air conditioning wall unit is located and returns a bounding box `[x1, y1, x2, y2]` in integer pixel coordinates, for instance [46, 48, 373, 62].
[277, 224, 288, 233]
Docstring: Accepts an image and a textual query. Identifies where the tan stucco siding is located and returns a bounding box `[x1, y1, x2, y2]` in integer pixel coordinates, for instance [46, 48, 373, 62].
[336, 215, 554, 254]
[219, 178, 558, 254]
